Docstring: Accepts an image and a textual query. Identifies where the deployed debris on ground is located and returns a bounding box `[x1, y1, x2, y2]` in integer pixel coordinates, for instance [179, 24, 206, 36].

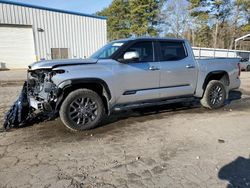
[3, 82, 53, 130]
[3, 82, 30, 129]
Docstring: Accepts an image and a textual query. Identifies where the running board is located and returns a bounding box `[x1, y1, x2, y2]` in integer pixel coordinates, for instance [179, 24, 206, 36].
[113, 97, 196, 111]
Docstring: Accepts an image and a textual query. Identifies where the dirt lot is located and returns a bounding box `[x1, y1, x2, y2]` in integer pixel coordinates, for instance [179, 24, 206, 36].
[0, 72, 250, 188]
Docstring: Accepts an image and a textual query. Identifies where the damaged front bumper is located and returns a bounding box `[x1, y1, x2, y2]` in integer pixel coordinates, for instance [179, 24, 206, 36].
[3, 69, 63, 130]
[3, 82, 30, 129]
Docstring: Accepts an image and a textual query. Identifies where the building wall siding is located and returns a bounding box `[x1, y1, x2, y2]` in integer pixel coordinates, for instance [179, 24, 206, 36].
[0, 2, 107, 60]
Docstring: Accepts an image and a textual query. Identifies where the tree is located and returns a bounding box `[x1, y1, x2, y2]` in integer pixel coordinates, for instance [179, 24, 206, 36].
[187, 0, 210, 46]
[195, 25, 213, 47]
[96, 0, 131, 40]
[129, 0, 163, 36]
[97, 0, 250, 50]
[189, 0, 231, 48]
[229, 0, 250, 49]
[97, 0, 163, 40]
[209, 0, 231, 48]
[160, 0, 190, 38]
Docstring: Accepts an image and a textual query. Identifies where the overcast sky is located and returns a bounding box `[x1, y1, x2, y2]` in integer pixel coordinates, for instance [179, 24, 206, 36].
[10, 0, 112, 14]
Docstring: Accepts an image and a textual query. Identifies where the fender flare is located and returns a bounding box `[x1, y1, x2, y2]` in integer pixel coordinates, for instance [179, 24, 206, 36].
[55, 78, 112, 114]
[57, 78, 112, 100]
[202, 71, 229, 90]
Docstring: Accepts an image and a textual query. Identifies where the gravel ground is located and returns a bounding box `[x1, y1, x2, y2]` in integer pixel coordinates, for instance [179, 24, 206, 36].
[0, 72, 250, 188]
[0, 69, 27, 81]
[0, 69, 27, 87]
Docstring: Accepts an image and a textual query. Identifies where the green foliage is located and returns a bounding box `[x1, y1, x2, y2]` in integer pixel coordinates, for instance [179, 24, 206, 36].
[242, 25, 250, 32]
[96, 0, 131, 40]
[189, 0, 203, 8]
[96, 0, 163, 40]
[195, 25, 213, 47]
[188, 0, 250, 49]
[129, 0, 162, 36]
[188, 0, 208, 18]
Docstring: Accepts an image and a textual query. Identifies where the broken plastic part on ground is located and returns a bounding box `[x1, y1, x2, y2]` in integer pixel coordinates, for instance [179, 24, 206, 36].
[3, 82, 30, 129]
[3, 81, 53, 130]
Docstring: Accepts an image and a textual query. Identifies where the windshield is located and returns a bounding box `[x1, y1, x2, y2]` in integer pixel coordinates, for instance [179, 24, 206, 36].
[90, 41, 126, 59]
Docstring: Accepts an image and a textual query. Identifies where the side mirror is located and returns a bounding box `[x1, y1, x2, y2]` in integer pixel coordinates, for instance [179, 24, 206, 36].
[123, 51, 139, 61]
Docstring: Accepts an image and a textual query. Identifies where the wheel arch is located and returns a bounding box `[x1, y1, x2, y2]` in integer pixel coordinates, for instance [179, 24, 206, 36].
[202, 71, 230, 90]
[56, 78, 111, 114]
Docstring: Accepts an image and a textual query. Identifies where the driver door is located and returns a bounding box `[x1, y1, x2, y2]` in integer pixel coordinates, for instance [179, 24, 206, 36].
[113, 41, 160, 104]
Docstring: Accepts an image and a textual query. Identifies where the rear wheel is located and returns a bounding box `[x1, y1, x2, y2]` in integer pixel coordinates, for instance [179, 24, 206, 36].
[59, 89, 105, 131]
[200, 80, 226, 109]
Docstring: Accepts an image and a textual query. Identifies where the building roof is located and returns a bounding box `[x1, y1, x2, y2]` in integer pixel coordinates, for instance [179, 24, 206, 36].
[235, 33, 250, 42]
[0, 0, 107, 20]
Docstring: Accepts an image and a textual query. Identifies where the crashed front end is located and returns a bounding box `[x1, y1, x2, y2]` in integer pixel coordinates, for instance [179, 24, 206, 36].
[27, 69, 62, 114]
[3, 58, 98, 130]
[3, 68, 63, 130]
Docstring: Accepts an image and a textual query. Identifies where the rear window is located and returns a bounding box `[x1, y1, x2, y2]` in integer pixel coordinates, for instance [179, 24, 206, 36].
[159, 41, 187, 61]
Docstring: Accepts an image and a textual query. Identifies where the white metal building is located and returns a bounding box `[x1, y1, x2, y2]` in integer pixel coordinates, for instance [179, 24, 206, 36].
[0, 0, 107, 69]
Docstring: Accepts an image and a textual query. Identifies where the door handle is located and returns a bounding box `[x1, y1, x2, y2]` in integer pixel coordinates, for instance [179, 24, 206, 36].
[186, 64, 195, 69]
[149, 66, 160, 71]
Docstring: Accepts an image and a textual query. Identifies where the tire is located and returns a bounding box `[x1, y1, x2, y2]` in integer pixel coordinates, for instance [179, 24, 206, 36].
[59, 89, 105, 131]
[247, 65, 250, 72]
[200, 80, 226, 109]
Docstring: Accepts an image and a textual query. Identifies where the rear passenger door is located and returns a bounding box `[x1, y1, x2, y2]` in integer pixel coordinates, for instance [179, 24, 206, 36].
[157, 40, 197, 98]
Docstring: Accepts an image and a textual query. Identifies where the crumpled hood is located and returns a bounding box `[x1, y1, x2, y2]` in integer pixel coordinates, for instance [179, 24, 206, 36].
[28, 58, 98, 70]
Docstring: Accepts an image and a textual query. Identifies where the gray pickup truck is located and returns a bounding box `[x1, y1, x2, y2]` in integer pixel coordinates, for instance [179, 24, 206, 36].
[15, 37, 241, 131]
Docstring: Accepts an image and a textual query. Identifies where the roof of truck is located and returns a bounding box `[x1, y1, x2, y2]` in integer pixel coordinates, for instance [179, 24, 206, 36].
[113, 37, 187, 43]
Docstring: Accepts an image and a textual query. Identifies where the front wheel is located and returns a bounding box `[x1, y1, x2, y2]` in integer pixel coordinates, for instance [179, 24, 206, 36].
[200, 80, 227, 109]
[59, 89, 105, 131]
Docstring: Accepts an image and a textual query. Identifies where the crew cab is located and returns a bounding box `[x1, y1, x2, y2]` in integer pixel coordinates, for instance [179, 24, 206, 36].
[27, 37, 241, 131]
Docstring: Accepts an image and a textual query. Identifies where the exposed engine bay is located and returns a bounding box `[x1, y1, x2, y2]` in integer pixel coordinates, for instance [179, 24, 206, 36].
[3, 69, 62, 130]
[28, 70, 58, 111]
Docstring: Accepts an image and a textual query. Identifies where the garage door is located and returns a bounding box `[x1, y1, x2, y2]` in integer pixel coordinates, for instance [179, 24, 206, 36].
[0, 26, 36, 69]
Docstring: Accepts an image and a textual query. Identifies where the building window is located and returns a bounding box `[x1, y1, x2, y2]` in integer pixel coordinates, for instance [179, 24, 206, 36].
[51, 48, 69, 59]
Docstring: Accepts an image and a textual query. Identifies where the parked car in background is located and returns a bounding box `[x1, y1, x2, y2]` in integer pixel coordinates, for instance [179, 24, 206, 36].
[240, 58, 250, 71]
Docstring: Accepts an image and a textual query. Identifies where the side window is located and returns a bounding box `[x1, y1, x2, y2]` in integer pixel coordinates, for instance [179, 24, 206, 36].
[159, 41, 187, 61]
[124, 41, 154, 62]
